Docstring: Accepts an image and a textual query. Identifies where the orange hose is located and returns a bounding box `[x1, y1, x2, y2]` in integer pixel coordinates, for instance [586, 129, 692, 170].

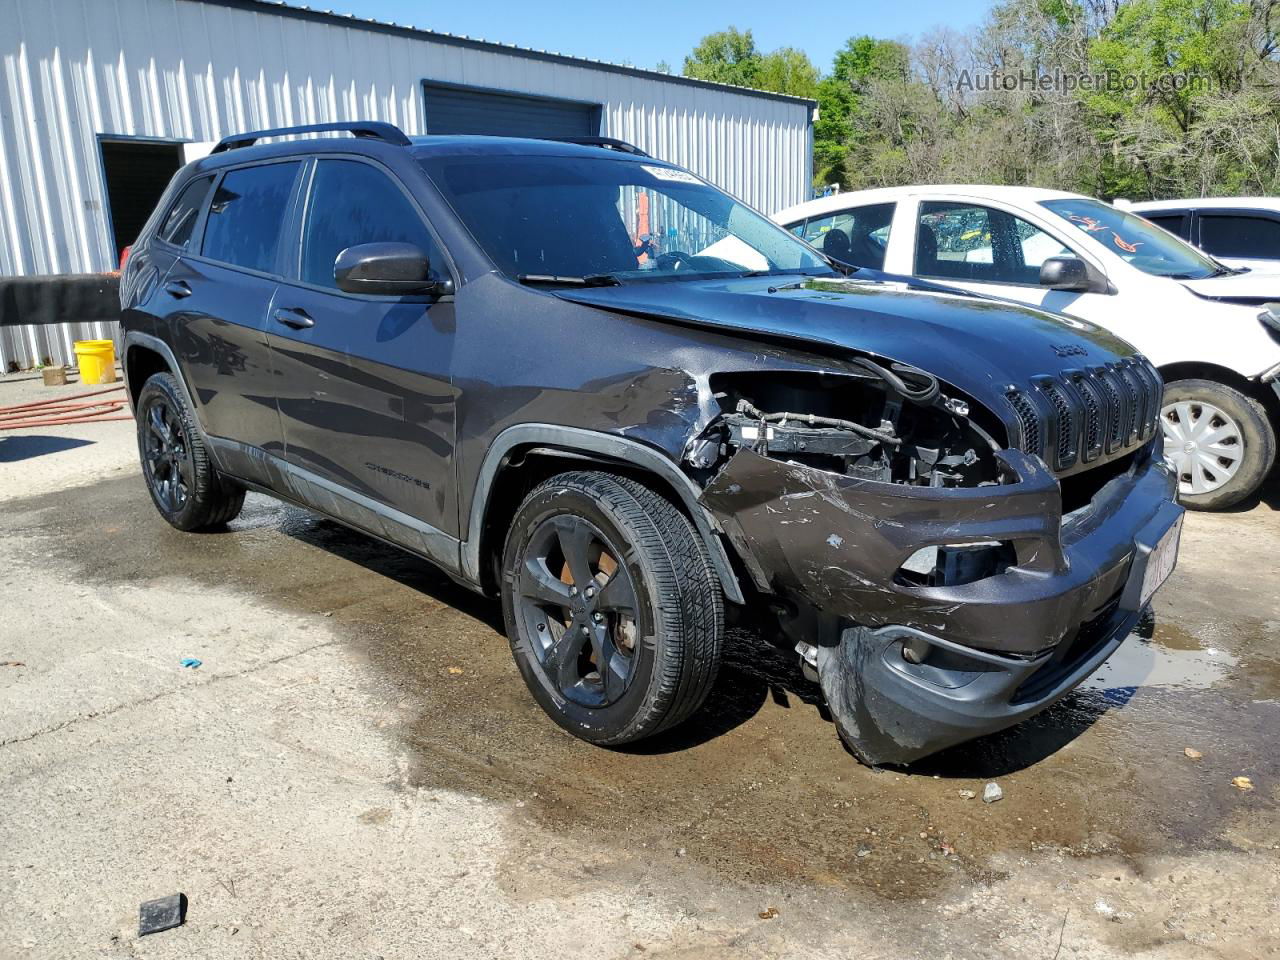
[0, 384, 126, 415]
[0, 400, 126, 421]
[0, 413, 133, 429]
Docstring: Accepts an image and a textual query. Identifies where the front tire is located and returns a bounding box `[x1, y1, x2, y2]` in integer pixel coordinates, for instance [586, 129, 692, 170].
[500, 471, 724, 746]
[136, 372, 245, 530]
[1160, 378, 1276, 510]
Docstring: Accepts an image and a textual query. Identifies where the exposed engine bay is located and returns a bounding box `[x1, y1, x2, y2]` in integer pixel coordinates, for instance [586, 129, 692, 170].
[685, 360, 1006, 489]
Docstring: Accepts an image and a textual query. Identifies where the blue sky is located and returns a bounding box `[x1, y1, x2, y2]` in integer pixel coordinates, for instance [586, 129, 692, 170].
[330, 1, 994, 74]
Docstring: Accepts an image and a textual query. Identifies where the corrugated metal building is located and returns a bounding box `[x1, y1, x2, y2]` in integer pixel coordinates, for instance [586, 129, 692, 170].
[0, 0, 815, 371]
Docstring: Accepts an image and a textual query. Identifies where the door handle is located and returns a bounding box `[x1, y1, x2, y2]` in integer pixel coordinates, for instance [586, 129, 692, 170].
[273, 307, 315, 330]
[163, 280, 192, 299]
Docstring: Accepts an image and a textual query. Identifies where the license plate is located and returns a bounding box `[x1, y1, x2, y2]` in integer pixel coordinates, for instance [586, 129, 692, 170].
[1140, 515, 1183, 608]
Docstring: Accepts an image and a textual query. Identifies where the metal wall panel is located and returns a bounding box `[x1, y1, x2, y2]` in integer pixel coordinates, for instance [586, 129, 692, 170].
[0, 0, 814, 370]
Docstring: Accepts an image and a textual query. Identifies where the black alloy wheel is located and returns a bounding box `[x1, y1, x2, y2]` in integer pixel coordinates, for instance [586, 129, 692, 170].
[515, 513, 641, 708]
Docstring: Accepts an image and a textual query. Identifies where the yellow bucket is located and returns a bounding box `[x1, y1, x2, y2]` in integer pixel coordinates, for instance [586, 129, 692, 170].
[73, 339, 117, 385]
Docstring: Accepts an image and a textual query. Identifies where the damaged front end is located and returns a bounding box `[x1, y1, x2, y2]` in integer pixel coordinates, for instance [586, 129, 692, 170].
[690, 360, 1183, 766]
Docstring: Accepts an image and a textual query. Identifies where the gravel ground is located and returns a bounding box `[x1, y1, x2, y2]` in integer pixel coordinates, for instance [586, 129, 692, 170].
[1, 376, 1277, 959]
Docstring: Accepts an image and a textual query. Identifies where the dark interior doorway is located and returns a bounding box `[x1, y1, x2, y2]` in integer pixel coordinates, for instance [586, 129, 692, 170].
[99, 139, 185, 262]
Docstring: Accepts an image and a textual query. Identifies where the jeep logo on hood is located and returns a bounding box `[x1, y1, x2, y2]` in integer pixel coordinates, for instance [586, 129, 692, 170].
[1052, 343, 1089, 357]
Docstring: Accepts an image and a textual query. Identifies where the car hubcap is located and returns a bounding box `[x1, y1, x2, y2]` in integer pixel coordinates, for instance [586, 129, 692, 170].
[1160, 400, 1243, 496]
[142, 398, 192, 512]
[517, 515, 640, 708]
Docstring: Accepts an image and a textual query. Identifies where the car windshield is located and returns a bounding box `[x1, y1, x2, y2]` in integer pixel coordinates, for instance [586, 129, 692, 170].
[1040, 198, 1223, 279]
[418, 153, 834, 283]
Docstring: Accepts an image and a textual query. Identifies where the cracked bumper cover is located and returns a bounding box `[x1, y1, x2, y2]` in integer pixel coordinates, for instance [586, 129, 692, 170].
[700, 440, 1183, 765]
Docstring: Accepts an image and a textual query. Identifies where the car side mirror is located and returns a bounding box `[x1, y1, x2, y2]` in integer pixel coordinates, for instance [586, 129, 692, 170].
[1039, 255, 1093, 292]
[334, 242, 444, 296]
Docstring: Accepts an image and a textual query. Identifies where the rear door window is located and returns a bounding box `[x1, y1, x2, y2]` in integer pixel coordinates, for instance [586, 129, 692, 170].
[157, 175, 215, 249]
[799, 202, 895, 269]
[201, 161, 302, 273]
[1198, 214, 1280, 259]
[299, 159, 445, 288]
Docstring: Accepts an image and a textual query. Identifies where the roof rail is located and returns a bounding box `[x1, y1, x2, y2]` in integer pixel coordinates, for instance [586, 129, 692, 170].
[211, 121, 411, 154]
[553, 137, 651, 158]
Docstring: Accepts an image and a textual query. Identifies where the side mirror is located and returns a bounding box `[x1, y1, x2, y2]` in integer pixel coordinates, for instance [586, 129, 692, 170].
[1039, 255, 1092, 292]
[334, 242, 443, 296]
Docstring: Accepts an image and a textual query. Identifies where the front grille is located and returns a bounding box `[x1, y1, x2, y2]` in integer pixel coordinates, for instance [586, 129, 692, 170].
[1007, 357, 1162, 472]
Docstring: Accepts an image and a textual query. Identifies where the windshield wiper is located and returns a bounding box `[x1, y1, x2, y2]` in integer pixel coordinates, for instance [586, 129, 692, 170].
[517, 273, 621, 287]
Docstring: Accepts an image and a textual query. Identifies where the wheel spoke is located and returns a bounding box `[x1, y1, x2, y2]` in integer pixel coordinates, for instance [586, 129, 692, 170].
[544, 618, 586, 692]
[588, 625, 629, 702]
[1198, 422, 1237, 447]
[521, 556, 573, 607]
[595, 570, 636, 614]
[1201, 442, 1242, 464]
[1190, 458, 1215, 494]
[1174, 403, 1197, 438]
[147, 405, 169, 443]
[174, 455, 193, 502]
[554, 517, 596, 589]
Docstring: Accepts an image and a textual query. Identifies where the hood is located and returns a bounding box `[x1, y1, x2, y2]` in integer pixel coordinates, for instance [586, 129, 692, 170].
[1179, 269, 1280, 303]
[554, 276, 1139, 408]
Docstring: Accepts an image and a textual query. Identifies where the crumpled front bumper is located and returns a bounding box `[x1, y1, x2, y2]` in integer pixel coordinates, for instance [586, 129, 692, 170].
[700, 440, 1183, 765]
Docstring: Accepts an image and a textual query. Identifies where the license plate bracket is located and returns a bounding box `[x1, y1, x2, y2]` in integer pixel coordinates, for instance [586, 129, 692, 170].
[1120, 512, 1184, 612]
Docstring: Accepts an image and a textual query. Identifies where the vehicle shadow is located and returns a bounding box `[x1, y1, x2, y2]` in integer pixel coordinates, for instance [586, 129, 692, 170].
[0, 435, 93, 462]
[270, 509, 1130, 772]
[276, 511, 506, 633]
[623, 626, 829, 755]
[1221, 469, 1280, 512]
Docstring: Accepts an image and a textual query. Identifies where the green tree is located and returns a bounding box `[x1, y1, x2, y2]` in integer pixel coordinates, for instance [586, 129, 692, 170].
[757, 47, 821, 98]
[682, 28, 762, 88]
[813, 37, 913, 188]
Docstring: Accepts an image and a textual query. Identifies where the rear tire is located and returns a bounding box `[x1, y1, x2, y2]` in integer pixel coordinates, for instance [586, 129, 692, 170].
[1160, 379, 1275, 511]
[500, 471, 724, 746]
[136, 372, 245, 530]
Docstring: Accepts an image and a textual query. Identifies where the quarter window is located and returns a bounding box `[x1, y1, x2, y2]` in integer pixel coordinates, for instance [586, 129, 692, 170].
[201, 162, 301, 273]
[158, 176, 215, 249]
[916, 202, 1071, 284]
[1199, 215, 1280, 259]
[301, 160, 443, 289]
[799, 203, 895, 270]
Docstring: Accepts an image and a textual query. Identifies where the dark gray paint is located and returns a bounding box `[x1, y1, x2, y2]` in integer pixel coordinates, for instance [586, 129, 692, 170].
[120, 131, 1183, 765]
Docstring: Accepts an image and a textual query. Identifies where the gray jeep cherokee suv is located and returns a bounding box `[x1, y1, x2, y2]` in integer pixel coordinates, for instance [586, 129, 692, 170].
[119, 121, 1183, 765]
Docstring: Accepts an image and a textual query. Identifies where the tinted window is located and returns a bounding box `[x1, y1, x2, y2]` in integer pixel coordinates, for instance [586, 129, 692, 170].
[202, 162, 301, 273]
[800, 203, 895, 269]
[1143, 213, 1189, 239]
[916, 202, 1071, 284]
[301, 160, 443, 288]
[158, 175, 214, 249]
[1199, 215, 1280, 259]
[419, 154, 831, 281]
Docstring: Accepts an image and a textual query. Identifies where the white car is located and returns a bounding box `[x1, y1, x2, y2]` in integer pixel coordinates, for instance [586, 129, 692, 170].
[775, 186, 1280, 509]
[1123, 197, 1280, 274]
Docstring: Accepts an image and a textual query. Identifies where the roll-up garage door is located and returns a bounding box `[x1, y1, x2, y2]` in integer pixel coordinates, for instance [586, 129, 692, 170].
[422, 82, 600, 138]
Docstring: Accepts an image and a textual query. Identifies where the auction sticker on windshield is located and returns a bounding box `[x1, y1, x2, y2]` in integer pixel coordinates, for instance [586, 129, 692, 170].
[643, 165, 702, 184]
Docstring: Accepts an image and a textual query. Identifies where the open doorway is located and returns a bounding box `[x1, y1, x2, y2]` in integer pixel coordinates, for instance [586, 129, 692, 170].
[98, 138, 185, 263]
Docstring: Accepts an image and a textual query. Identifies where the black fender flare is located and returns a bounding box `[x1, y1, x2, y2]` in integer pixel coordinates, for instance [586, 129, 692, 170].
[462, 424, 744, 604]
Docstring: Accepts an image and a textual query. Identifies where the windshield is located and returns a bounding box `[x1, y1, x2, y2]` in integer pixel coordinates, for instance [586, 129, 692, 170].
[418, 154, 833, 282]
[1041, 198, 1222, 279]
